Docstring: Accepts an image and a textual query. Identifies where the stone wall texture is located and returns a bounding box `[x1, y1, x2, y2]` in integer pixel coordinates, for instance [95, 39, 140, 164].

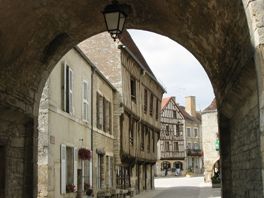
[201, 109, 219, 183]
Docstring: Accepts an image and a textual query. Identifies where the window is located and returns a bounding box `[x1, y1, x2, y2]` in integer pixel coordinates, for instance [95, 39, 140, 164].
[141, 125, 145, 151]
[83, 80, 89, 121]
[96, 93, 104, 130]
[104, 99, 111, 133]
[166, 125, 169, 136]
[152, 131, 155, 152]
[106, 156, 113, 188]
[179, 124, 183, 136]
[194, 128, 198, 137]
[83, 160, 91, 190]
[165, 141, 170, 151]
[187, 128, 191, 137]
[129, 118, 136, 145]
[97, 154, 104, 189]
[155, 99, 159, 120]
[63, 64, 73, 114]
[166, 125, 169, 131]
[173, 110, 177, 118]
[174, 142, 179, 151]
[147, 129, 151, 153]
[60, 145, 77, 194]
[116, 166, 130, 189]
[176, 123, 180, 136]
[144, 89, 148, 113]
[187, 142, 192, 149]
[150, 93, 154, 116]
[96, 94, 112, 133]
[130, 77, 136, 102]
[194, 143, 199, 150]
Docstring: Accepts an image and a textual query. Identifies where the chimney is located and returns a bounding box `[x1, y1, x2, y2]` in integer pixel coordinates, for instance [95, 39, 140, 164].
[185, 96, 196, 117]
[171, 96, 176, 102]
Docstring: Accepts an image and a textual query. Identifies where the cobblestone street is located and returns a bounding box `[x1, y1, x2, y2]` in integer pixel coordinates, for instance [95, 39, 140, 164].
[135, 176, 221, 198]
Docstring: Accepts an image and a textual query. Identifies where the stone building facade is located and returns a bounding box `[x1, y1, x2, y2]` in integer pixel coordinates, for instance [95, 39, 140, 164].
[156, 97, 186, 176]
[91, 59, 117, 197]
[201, 99, 220, 182]
[38, 46, 119, 198]
[38, 48, 93, 197]
[79, 31, 165, 195]
[182, 96, 203, 174]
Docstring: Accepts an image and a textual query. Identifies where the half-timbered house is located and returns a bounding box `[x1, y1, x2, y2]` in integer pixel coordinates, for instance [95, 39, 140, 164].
[79, 30, 165, 196]
[156, 97, 186, 176]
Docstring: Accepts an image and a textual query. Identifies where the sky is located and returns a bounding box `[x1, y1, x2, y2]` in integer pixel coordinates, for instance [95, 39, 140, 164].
[128, 29, 215, 111]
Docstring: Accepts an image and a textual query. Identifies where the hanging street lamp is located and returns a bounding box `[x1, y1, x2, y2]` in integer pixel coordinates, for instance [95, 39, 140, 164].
[102, 0, 128, 41]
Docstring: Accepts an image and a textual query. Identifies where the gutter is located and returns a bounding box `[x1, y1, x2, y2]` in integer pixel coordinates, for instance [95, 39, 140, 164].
[90, 63, 95, 188]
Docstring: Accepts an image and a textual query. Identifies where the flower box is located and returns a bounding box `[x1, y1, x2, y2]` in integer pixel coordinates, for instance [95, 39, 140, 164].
[78, 148, 92, 160]
[66, 184, 76, 193]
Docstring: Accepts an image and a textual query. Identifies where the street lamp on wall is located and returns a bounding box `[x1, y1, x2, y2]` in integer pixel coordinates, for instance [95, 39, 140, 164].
[102, 0, 128, 41]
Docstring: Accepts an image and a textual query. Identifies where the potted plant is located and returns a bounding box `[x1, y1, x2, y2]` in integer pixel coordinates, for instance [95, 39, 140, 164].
[211, 175, 221, 188]
[66, 183, 76, 193]
[84, 183, 93, 197]
[78, 148, 92, 160]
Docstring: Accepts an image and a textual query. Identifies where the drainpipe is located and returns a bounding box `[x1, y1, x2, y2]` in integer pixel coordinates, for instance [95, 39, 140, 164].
[91, 67, 95, 189]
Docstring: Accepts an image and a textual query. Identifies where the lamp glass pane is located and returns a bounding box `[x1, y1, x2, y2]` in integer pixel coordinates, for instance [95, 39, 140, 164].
[118, 14, 126, 32]
[105, 12, 119, 31]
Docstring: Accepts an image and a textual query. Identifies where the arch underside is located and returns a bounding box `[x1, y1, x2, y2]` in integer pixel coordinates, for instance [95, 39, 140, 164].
[0, 0, 255, 117]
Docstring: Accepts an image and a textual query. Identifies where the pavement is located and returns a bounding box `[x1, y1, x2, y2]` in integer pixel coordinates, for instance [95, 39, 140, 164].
[134, 176, 221, 198]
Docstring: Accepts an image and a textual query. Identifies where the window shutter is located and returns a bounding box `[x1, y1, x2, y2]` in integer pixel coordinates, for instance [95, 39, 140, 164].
[99, 95, 103, 129]
[73, 147, 78, 188]
[89, 160, 93, 187]
[103, 97, 106, 131]
[96, 93, 100, 129]
[109, 102, 112, 134]
[83, 81, 88, 121]
[60, 144, 66, 194]
[63, 63, 67, 112]
[69, 68, 73, 114]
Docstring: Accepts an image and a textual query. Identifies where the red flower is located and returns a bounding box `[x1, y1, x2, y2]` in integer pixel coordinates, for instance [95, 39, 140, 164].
[66, 184, 76, 193]
[78, 148, 92, 160]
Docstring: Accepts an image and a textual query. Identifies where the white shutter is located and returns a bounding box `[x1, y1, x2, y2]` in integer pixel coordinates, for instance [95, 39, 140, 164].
[60, 144, 66, 194]
[69, 68, 73, 114]
[73, 147, 78, 188]
[63, 63, 67, 112]
[90, 160, 93, 187]
[83, 81, 88, 121]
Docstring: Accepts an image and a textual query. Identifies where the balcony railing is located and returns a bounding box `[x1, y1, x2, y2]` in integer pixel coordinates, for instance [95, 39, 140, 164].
[187, 149, 203, 156]
[160, 151, 185, 159]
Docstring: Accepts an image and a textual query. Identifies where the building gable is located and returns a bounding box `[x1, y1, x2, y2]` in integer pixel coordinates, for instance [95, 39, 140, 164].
[161, 97, 184, 120]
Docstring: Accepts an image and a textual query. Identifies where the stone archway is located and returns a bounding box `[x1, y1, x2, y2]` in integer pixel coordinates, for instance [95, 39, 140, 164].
[0, 0, 263, 197]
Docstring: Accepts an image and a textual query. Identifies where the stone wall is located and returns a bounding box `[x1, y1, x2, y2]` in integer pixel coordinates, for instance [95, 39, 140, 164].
[37, 81, 49, 197]
[230, 92, 261, 197]
[0, 109, 34, 197]
[201, 109, 219, 182]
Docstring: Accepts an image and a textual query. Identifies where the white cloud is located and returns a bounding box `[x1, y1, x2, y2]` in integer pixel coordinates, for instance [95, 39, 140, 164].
[128, 29, 214, 110]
